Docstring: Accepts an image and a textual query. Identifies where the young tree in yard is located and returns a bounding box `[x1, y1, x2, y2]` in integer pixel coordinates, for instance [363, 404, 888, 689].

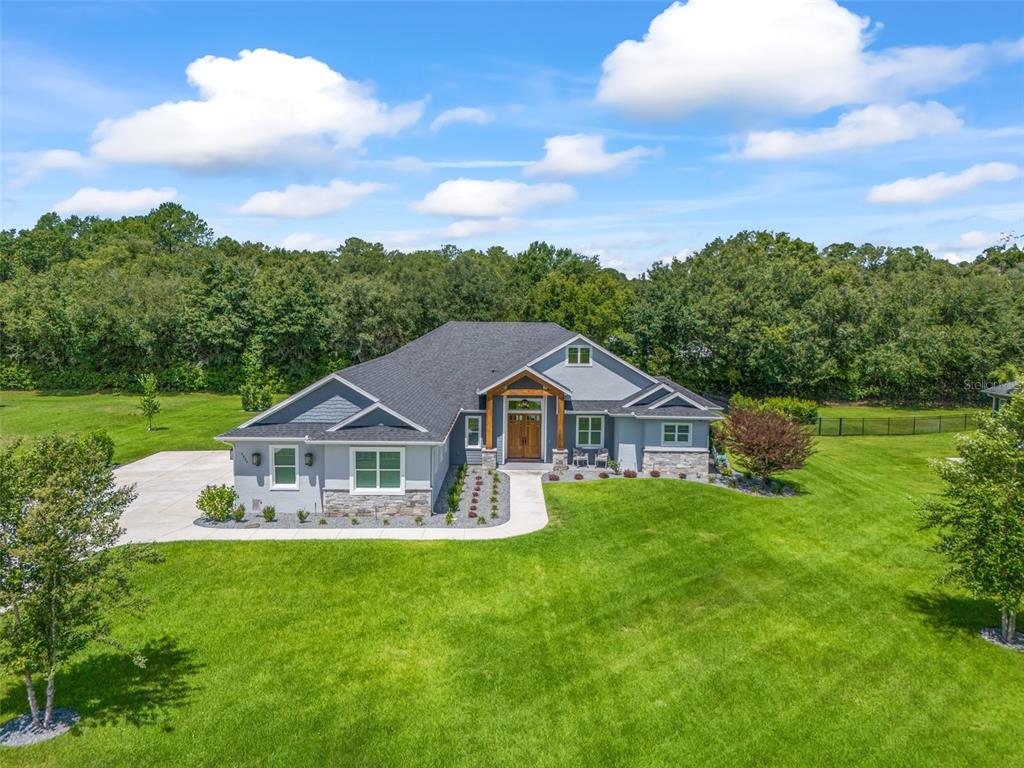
[138, 372, 160, 431]
[720, 408, 814, 482]
[239, 337, 274, 412]
[0, 432, 155, 731]
[922, 392, 1024, 644]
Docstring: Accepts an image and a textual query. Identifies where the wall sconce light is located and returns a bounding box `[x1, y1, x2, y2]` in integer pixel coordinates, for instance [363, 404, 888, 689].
[304, 452, 314, 467]
[252, 452, 262, 467]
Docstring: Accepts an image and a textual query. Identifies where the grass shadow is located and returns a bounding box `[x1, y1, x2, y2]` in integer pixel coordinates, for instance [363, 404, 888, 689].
[905, 591, 995, 639]
[1, 636, 202, 733]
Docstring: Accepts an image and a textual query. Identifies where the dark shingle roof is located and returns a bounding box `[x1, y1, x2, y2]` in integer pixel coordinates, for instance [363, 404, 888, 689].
[653, 376, 723, 410]
[220, 321, 725, 443]
[219, 423, 335, 439]
[982, 381, 1019, 398]
[569, 401, 721, 419]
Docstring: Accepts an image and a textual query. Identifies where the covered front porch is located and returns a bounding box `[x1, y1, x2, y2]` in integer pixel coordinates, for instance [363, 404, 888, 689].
[478, 368, 569, 468]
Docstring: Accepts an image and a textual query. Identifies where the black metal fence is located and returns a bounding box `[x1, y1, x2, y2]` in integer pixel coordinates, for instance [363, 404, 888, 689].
[816, 413, 982, 436]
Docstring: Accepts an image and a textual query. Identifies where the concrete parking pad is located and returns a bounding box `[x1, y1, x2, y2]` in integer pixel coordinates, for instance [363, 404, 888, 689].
[116, 451, 548, 543]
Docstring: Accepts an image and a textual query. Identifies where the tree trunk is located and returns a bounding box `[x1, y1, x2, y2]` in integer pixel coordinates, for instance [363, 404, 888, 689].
[43, 580, 58, 729]
[23, 672, 40, 729]
[11, 604, 41, 728]
[43, 665, 56, 729]
[1003, 609, 1018, 644]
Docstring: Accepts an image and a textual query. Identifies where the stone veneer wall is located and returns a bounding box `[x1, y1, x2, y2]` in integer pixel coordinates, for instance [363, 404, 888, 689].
[323, 489, 432, 518]
[642, 450, 710, 479]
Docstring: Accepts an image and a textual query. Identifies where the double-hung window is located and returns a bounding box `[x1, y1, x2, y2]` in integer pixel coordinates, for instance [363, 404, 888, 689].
[566, 345, 591, 366]
[271, 445, 298, 489]
[465, 415, 482, 448]
[576, 416, 603, 448]
[353, 449, 403, 493]
[662, 423, 692, 447]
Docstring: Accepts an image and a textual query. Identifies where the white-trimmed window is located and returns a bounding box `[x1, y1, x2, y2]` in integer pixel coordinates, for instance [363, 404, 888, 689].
[566, 345, 592, 366]
[270, 445, 298, 489]
[352, 448, 404, 493]
[576, 415, 604, 448]
[466, 415, 482, 448]
[662, 423, 692, 447]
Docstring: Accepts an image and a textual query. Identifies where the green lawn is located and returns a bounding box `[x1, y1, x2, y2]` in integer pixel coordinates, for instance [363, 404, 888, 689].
[819, 403, 983, 418]
[0, 390, 255, 464]
[3, 431, 1020, 767]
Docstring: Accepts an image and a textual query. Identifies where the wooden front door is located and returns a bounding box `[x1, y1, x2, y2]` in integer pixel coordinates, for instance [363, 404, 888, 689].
[507, 413, 542, 460]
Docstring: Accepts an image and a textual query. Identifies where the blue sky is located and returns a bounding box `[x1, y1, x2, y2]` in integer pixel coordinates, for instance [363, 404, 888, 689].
[3, 0, 1023, 274]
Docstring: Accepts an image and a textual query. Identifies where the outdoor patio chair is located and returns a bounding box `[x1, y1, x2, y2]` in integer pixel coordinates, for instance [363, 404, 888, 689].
[572, 449, 589, 468]
[594, 449, 609, 468]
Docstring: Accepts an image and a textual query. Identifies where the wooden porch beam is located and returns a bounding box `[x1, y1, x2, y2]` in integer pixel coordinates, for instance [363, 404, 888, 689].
[497, 388, 551, 398]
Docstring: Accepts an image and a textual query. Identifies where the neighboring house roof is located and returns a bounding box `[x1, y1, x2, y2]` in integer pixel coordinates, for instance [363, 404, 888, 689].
[981, 381, 1019, 398]
[220, 321, 722, 444]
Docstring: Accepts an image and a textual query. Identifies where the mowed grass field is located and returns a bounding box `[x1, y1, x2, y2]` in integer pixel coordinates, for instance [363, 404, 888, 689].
[0, 390, 258, 464]
[2, 428, 1020, 767]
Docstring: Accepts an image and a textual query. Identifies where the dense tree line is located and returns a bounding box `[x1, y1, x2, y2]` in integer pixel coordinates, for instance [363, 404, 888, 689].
[1, 204, 1021, 402]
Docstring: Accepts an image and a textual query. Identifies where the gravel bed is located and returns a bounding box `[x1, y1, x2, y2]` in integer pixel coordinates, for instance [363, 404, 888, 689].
[196, 466, 510, 529]
[0, 708, 78, 747]
[979, 627, 1024, 652]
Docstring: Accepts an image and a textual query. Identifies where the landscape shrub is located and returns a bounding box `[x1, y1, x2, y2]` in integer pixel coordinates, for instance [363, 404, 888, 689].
[468, 510, 477, 518]
[262, 505, 277, 522]
[296, 509, 309, 523]
[623, 469, 637, 478]
[197, 484, 238, 522]
[730, 394, 818, 424]
[448, 464, 467, 513]
[445, 511, 454, 526]
[231, 505, 245, 522]
[318, 517, 327, 525]
[547, 473, 560, 481]
[414, 515, 423, 526]
[598, 472, 609, 479]
[574, 473, 584, 480]
[649, 470, 661, 478]
[721, 408, 814, 481]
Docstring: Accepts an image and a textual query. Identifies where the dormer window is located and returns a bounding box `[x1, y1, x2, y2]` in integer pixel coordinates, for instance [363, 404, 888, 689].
[566, 345, 591, 366]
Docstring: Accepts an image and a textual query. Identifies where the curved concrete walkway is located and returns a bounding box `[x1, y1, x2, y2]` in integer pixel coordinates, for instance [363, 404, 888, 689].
[116, 451, 548, 543]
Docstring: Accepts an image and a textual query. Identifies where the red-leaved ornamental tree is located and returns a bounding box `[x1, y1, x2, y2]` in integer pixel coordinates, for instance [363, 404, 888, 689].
[720, 408, 814, 482]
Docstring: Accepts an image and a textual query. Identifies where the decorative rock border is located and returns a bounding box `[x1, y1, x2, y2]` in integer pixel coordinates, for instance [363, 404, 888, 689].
[0, 708, 79, 747]
[979, 627, 1024, 652]
[540, 467, 796, 497]
[195, 467, 511, 530]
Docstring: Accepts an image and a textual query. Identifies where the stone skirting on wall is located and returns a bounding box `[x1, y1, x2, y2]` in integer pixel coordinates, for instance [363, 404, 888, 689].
[323, 489, 432, 518]
[481, 449, 498, 469]
[641, 450, 710, 479]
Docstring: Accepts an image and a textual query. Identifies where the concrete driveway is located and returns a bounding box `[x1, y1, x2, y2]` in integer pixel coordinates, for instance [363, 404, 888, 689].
[116, 450, 548, 543]
[116, 451, 233, 544]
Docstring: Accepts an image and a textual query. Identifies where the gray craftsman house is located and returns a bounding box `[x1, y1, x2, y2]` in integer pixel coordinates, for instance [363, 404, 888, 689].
[981, 380, 1019, 412]
[218, 321, 722, 517]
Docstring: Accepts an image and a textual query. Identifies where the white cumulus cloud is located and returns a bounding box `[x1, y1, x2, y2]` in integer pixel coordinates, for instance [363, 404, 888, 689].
[11, 149, 98, 188]
[281, 233, 340, 251]
[429, 107, 493, 132]
[597, 0, 1000, 118]
[234, 179, 388, 218]
[53, 187, 177, 216]
[444, 217, 521, 238]
[867, 162, 1022, 204]
[741, 102, 962, 159]
[413, 179, 576, 217]
[525, 134, 653, 177]
[90, 49, 423, 169]
[931, 230, 1003, 263]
